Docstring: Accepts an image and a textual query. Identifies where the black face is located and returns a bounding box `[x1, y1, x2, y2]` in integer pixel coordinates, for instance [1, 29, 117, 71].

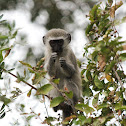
[49, 39, 64, 53]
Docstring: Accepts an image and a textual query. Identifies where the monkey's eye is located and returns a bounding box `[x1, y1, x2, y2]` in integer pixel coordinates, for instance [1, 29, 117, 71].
[49, 40, 55, 47]
[49, 39, 64, 47]
[58, 39, 64, 46]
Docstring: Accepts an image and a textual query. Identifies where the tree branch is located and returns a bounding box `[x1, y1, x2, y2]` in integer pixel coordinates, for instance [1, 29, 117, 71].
[3, 69, 37, 90]
[113, 68, 126, 98]
[3, 69, 51, 99]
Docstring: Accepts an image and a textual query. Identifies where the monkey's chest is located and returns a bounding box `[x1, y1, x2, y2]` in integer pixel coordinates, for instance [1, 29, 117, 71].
[55, 67, 63, 77]
[55, 61, 64, 78]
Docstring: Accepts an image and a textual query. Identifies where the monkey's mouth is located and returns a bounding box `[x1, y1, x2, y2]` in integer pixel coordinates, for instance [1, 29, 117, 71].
[54, 51, 62, 55]
[52, 49, 63, 54]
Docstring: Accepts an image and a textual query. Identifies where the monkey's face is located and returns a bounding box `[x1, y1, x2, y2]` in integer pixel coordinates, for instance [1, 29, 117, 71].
[49, 39, 64, 53]
[43, 28, 71, 54]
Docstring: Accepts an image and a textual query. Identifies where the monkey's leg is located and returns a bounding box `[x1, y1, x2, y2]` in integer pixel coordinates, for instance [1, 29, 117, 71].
[62, 103, 73, 126]
[66, 80, 80, 105]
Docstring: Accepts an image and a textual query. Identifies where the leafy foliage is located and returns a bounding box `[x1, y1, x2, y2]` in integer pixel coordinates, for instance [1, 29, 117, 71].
[0, 14, 20, 104]
[81, 0, 126, 125]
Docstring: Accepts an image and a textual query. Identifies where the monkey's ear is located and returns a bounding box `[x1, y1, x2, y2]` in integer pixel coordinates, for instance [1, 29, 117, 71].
[43, 36, 46, 44]
[67, 33, 71, 43]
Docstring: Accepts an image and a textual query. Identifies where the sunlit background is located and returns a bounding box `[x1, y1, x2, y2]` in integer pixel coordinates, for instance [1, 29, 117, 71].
[0, 0, 126, 125]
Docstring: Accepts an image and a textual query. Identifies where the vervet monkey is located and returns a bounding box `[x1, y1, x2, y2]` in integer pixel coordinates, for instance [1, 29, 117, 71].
[43, 28, 82, 124]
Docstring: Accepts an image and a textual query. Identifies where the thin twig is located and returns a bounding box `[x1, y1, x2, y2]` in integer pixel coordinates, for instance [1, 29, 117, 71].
[113, 68, 123, 88]
[3, 69, 50, 99]
[30, 108, 43, 122]
[113, 68, 126, 98]
[3, 69, 37, 90]
[43, 98, 49, 117]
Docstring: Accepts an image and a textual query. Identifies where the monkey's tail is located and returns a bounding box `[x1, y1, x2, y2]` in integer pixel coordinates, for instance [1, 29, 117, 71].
[63, 110, 71, 120]
[62, 105, 73, 126]
[62, 110, 71, 126]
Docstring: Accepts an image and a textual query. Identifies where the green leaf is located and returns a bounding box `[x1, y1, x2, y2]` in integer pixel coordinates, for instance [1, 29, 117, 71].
[43, 116, 56, 124]
[120, 53, 126, 57]
[90, 4, 101, 26]
[105, 61, 116, 73]
[122, 16, 126, 23]
[27, 115, 35, 121]
[0, 45, 13, 52]
[11, 30, 18, 39]
[16, 72, 23, 83]
[94, 75, 104, 89]
[0, 104, 5, 119]
[50, 96, 65, 108]
[115, 103, 126, 110]
[77, 59, 81, 68]
[19, 61, 32, 68]
[32, 72, 46, 84]
[0, 20, 6, 24]
[74, 115, 92, 125]
[97, 103, 110, 110]
[36, 84, 54, 95]
[0, 95, 11, 105]
[75, 103, 94, 114]
[52, 78, 60, 84]
[0, 14, 3, 19]
[0, 51, 3, 63]
[92, 51, 99, 61]
[92, 93, 99, 108]
[0, 35, 8, 40]
[36, 58, 45, 67]
[0, 62, 4, 69]
[65, 91, 73, 99]
[92, 117, 106, 126]
[121, 119, 126, 125]
[82, 86, 93, 97]
[27, 88, 32, 97]
[85, 23, 93, 36]
[108, 0, 113, 6]
[81, 69, 86, 75]
[86, 70, 92, 81]
[0, 112, 5, 119]
[0, 104, 5, 111]
[28, 68, 35, 73]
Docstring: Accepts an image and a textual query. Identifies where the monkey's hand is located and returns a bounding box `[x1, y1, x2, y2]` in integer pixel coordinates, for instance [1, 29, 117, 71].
[50, 52, 57, 63]
[59, 57, 75, 77]
[59, 57, 66, 67]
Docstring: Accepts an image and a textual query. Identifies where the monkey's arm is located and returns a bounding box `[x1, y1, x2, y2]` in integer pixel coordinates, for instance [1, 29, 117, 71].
[47, 52, 57, 77]
[59, 57, 75, 78]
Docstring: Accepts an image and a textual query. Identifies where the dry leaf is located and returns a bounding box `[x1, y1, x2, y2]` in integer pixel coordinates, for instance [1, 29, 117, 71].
[98, 55, 106, 71]
[64, 86, 69, 91]
[114, 95, 119, 102]
[109, 90, 114, 96]
[100, 76, 105, 80]
[122, 45, 126, 50]
[118, 110, 121, 116]
[105, 74, 113, 82]
[110, 7, 115, 18]
[4, 49, 11, 59]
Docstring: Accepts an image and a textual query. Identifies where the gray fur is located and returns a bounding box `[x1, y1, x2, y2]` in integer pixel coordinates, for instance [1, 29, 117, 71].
[43, 28, 82, 125]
